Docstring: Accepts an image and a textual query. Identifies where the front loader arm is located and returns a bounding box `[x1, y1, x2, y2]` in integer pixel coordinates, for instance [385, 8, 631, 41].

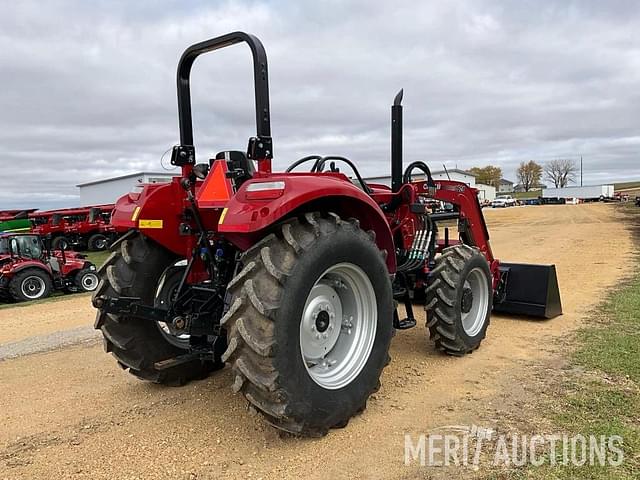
[419, 180, 494, 262]
[412, 179, 561, 319]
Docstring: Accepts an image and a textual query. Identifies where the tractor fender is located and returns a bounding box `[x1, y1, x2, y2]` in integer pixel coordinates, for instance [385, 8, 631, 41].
[110, 178, 196, 257]
[6, 260, 53, 277]
[218, 175, 396, 272]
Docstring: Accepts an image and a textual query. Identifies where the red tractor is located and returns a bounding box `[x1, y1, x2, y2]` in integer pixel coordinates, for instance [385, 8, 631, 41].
[93, 32, 561, 436]
[0, 233, 99, 302]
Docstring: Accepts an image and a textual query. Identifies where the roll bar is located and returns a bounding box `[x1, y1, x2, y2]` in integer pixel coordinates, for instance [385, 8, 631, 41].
[174, 32, 272, 166]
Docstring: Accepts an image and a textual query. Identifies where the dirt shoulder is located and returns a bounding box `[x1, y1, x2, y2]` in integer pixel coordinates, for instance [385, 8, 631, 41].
[0, 203, 634, 480]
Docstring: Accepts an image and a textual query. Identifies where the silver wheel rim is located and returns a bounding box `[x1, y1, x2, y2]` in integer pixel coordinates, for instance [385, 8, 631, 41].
[81, 272, 99, 291]
[21, 275, 46, 299]
[461, 267, 489, 336]
[155, 261, 190, 349]
[300, 262, 377, 390]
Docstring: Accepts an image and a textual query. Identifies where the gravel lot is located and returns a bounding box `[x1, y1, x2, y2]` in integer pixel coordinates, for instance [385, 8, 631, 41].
[0, 203, 634, 480]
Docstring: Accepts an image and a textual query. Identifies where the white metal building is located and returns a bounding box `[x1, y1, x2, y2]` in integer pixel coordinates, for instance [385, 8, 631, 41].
[364, 169, 476, 188]
[475, 183, 496, 202]
[77, 171, 175, 206]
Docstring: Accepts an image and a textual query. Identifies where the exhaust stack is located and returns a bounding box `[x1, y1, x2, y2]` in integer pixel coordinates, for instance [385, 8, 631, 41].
[391, 89, 403, 193]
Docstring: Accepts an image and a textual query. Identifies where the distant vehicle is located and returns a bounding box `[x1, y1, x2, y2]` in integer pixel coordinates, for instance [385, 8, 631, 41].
[636, 196, 640, 207]
[0, 233, 98, 302]
[492, 195, 517, 208]
[542, 184, 614, 202]
[614, 192, 629, 202]
[29, 205, 126, 251]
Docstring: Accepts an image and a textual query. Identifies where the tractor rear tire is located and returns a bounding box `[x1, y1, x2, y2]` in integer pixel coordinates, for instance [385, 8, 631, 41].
[51, 236, 69, 251]
[93, 232, 221, 385]
[425, 244, 492, 356]
[88, 233, 109, 251]
[222, 212, 393, 436]
[9, 268, 53, 302]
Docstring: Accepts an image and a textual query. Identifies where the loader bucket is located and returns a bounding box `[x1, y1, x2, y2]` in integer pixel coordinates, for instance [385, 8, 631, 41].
[492, 263, 562, 319]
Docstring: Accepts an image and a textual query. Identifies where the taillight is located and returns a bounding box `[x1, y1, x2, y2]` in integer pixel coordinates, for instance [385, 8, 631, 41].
[245, 181, 285, 200]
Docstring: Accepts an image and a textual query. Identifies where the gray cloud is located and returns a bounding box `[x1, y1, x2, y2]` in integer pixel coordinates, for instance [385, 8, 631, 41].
[0, 0, 638, 209]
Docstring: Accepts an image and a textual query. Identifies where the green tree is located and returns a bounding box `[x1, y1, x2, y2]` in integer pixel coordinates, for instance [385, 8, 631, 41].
[516, 160, 543, 191]
[469, 166, 503, 188]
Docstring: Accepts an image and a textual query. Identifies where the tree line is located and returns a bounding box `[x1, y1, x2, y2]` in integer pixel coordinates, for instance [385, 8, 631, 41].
[470, 159, 578, 192]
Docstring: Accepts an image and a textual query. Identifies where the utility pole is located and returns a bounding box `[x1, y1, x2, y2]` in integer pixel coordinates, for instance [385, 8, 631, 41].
[580, 156, 583, 186]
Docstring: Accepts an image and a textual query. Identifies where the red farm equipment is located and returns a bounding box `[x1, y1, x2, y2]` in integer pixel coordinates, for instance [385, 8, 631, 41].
[0, 209, 35, 233]
[92, 32, 562, 436]
[0, 232, 99, 302]
[29, 204, 123, 251]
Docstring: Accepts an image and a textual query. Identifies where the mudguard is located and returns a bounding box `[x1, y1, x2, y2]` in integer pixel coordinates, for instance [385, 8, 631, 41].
[2, 260, 53, 277]
[110, 173, 396, 272]
[110, 179, 200, 257]
[216, 174, 397, 272]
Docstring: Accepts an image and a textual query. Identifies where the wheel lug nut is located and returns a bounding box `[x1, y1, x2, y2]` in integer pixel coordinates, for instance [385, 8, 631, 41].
[311, 325, 316, 331]
[322, 333, 328, 339]
[316, 333, 321, 339]
[328, 325, 333, 331]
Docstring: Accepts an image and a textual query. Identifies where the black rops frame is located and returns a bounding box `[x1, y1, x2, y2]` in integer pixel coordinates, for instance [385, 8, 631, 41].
[172, 31, 272, 167]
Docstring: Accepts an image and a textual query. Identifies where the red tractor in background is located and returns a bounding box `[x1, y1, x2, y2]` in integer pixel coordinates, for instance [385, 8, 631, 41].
[92, 32, 561, 437]
[0, 233, 99, 302]
[30, 204, 124, 251]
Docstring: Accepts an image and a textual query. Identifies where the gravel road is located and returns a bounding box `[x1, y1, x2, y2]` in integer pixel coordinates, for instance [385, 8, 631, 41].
[0, 325, 99, 361]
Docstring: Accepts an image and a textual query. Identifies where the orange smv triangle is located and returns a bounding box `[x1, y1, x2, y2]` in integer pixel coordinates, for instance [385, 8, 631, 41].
[197, 160, 234, 207]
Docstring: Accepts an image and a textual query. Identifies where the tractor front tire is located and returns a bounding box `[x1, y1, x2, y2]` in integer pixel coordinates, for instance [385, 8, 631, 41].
[425, 244, 492, 355]
[75, 268, 99, 292]
[222, 212, 393, 436]
[88, 233, 109, 251]
[9, 268, 53, 302]
[93, 232, 220, 385]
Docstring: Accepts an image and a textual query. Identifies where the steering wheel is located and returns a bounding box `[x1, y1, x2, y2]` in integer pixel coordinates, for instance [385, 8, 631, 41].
[403, 161, 435, 186]
[285, 155, 323, 173]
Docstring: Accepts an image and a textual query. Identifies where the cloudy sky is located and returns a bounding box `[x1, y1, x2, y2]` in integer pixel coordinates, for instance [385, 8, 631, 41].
[1, 0, 639, 209]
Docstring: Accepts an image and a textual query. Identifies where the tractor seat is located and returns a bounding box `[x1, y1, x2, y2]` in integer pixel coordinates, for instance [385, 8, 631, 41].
[213, 151, 255, 186]
[48, 256, 61, 273]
